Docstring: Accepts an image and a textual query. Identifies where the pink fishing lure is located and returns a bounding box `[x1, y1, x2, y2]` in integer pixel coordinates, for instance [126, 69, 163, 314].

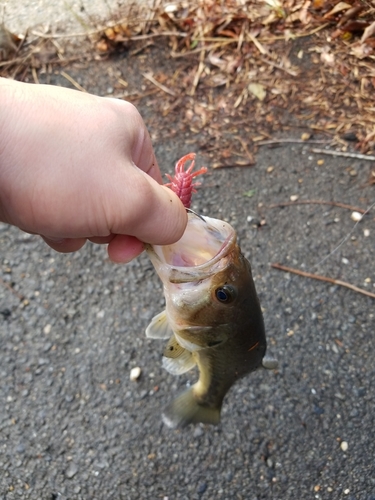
[165, 153, 207, 208]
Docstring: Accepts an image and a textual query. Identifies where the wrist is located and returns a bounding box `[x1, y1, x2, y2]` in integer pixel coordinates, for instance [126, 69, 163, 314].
[0, 78, 25, 224]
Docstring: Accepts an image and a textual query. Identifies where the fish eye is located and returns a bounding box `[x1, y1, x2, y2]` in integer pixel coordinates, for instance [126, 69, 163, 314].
[215, 285, 237, 303]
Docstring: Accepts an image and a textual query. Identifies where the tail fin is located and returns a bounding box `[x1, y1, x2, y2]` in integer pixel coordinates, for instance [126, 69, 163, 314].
[162, 388, 221, 429]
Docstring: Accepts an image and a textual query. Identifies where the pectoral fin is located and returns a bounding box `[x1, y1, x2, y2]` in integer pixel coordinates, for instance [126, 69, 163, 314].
[162, 335, 196, 375]
[146, 310, 173, 339]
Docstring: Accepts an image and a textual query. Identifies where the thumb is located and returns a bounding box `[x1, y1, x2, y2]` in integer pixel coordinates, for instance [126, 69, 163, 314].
[109, 166, 187, 245]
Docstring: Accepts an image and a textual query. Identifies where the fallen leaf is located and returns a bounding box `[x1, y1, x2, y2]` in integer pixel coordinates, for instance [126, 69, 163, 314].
[341, 20, 370, 34]
[243, 189, 256, 197]
[324, 2, 351, 19]
[299, 0, 312, 25]
[248, 82, 266, 101]
[312, 0, 325, 9]
[350, 43, 373, 59]
[361, 20, 375, 44]
[337, 6, 365, 28]
[320, 46, 335, 66]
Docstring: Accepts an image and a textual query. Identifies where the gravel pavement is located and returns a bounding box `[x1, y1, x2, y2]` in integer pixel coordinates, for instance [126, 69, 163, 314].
[1, 3, 375, 499]
[1, 134, 375, 499]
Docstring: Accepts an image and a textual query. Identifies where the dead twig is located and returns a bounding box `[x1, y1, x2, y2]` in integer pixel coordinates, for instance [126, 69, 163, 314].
[260, 57, 299, 77]
[248, 33, 267, 55]
[311, 148, 375, 161]
[142, 72, 176, 96]
[267, 200, 368, 214]
[31, 66, 39, 84]
[60, 71, 87, 92]
[171, 39, 234, 58]
[234, 136, 255, 164]
[190, 49, 206, 96]
[271, 263, 375, 300]
[32, 29, 188, 41]
[256, 139, 331, 146]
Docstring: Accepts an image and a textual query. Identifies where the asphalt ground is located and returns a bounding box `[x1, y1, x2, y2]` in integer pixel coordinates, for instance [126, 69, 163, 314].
[1, 35, 375, 500]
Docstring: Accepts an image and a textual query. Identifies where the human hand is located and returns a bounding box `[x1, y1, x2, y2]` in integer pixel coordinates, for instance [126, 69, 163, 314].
[0, 78, 187, 262]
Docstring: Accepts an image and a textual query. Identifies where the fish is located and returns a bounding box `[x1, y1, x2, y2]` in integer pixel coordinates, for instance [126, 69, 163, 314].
[145, 211, 277, 429]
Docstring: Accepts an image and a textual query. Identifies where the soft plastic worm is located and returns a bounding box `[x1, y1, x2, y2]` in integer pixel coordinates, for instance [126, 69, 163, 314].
[165, 153, 207, 209]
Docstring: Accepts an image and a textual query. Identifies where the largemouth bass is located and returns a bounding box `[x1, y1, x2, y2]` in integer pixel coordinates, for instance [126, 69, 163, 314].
[145, 212, 277, 429]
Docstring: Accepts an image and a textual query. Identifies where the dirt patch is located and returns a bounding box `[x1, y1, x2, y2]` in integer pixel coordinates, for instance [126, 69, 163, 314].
[1, 1, 375, 171]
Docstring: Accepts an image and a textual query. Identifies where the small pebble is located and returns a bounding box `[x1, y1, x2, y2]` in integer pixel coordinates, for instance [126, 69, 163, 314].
[267, 166, 274, 173]
[193, 426, 204, 438]
[364, 229, 370, 237]
[43, 324, 52, 335]
[65, 463, 78, 479]
[130, 366, 142, 381]
[342, 258, 349, 265]
[351, 211, 362, 222]
[317, 159, 324, 165]
[301, 132, 310, 140]
[16, 443, 25, 454]
[349, 169, 357, 176]
[341, 441, 348, 452]
[290, 195, 299, 202]
[197, 482, 207, 494]
[225, 471, 233, 481]
[43, 342, 53, 352]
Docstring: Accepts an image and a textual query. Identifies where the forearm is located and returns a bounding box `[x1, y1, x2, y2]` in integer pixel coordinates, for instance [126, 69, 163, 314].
[0, 78, 22, 224]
